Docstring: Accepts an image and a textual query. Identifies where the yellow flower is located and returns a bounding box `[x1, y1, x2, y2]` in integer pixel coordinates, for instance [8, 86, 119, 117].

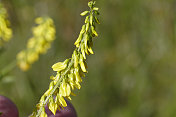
[40, 107, 47, 117]
[0, 4, 12, 46]
[52, 59, 70, 72]
[48, 97, 58, 115]
[57, 94, 67, 107]
[17, 17, 56, 71]
[31, 1, 100, 116]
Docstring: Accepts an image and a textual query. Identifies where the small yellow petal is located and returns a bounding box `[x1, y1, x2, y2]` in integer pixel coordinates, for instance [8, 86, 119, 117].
[80, 11, 89, 16]
[74, 68, 82, 82]
[73, 50, 79, 68]
[79, 54, 87, 72]
[90, 15, 93, 25]
[81, 44, 86, 59]
[86, 23, 89, 32]
[85, 16, 89, 23]
[91, 26, 98, 36]
[67, 96, 72, 100]
[40, 108, 47, 117]
[71, 92, 76, 96]
[66, 83, 71, 96]
[74, 33, 83, 46]
[59, 82, 67, 96]
[75, 81, 81, 89]
[59, 96, 67, 107]
[52, 62, 67, 72]
[88, 47, 94, 54]
[80, 25, 86, 34]
[49, 97, 58, 115]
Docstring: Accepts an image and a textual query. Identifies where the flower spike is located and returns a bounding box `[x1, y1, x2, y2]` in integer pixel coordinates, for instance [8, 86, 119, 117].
[30, 1, 100, 116]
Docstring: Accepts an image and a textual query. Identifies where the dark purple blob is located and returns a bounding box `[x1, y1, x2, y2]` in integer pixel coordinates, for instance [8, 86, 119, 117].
[45, 100, 77, 117]
[0, 95, 19, 117]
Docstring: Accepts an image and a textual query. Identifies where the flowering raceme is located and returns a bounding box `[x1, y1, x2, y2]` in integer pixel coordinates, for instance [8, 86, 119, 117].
[30, 1, 100, 117]
[17, 17, 56, 71]
[0, 3, 12, 46]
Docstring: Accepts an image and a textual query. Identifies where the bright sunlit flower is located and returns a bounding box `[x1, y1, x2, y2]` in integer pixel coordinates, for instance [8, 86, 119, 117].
[30, 1, 100, 117]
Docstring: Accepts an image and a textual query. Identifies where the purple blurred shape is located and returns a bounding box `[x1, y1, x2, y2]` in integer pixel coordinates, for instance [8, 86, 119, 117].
[0, 95, 19, 117]
[45, 99, 77, 117]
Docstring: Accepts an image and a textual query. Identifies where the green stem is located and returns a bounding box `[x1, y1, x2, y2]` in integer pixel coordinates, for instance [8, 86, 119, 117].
[36, 59, 74, 117]
[34, 1, 99, 115]
[0, 60, 16, 81]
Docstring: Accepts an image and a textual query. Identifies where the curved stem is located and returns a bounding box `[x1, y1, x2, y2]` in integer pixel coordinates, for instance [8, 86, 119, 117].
[36, 59, 74, 117]
[0, 60, 16, 81]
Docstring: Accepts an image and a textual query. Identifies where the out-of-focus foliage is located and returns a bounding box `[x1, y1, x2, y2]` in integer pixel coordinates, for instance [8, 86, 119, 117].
[0, 3, 12, 47]
[0, 0, 176, 117]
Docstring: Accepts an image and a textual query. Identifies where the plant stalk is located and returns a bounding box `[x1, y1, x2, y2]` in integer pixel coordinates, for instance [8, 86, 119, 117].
[36, 59, 74, 117]
[0, 60, 16, 81]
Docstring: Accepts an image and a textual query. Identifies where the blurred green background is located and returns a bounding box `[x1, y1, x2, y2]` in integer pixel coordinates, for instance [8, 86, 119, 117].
[1, 0, 176, 117]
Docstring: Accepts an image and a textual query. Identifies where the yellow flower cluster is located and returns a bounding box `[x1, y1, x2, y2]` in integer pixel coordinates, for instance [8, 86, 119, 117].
[0, 4, 12, 46]
[17, 17, 56, 71]
[30, 1, 100, 117]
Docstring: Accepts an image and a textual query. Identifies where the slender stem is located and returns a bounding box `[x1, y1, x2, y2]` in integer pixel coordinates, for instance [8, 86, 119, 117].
[36, 59, 74, 117]
[35, 1, 98, 115]
[36, 77, 62, 117]
[0, 60, 16, 81]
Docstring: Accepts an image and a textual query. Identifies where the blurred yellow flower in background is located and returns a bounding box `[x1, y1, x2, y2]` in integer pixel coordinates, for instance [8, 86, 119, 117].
[17, 17, 56, 71]
[0, 3, 12, 46]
